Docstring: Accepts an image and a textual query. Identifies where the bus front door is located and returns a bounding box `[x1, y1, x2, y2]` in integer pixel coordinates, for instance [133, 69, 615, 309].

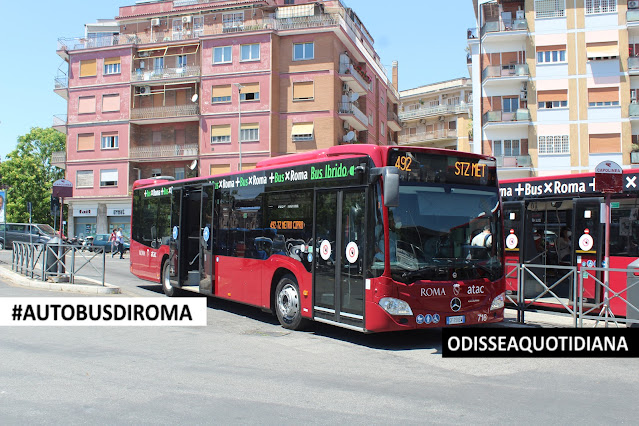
[573, 197, 603, 303]
[169, 188, 183, 287]
[314, 189, 366, 329]
[199, 184, 215, 295]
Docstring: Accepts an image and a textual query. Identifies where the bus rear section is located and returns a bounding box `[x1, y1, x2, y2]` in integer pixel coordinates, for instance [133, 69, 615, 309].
[130, 145, 505, 332]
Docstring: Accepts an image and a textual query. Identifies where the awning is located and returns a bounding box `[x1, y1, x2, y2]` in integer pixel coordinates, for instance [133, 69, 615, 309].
[586, 42, 618, 59]
[276, 4, 314, 19]
[291, 122, 314, 136]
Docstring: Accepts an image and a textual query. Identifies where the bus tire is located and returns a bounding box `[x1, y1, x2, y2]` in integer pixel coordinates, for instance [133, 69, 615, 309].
[275, 274, 306, 330]
[161, 260, 176, 297]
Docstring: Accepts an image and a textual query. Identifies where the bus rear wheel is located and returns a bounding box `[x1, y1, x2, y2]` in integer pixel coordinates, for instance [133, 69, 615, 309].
[162, 260, 176, 297]
[275, 275, 306, 330]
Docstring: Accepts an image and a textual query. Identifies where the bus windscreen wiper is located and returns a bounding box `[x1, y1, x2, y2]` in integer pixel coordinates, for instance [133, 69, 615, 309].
[401, 265, 446, 280]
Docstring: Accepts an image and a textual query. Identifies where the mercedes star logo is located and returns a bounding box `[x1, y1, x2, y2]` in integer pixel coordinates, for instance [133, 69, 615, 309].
[450, 297, 462, 312]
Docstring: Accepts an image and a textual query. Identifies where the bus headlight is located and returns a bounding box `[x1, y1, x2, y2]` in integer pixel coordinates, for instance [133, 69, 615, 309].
[490, 293, 505, 310]
[378, 297, 413, 316]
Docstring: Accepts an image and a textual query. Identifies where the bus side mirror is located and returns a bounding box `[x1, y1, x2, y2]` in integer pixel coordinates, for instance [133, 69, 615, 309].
[371, 167, 399, 207]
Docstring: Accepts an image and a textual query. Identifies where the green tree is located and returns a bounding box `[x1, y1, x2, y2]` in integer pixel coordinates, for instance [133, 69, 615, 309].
[0, 128, 66, 224]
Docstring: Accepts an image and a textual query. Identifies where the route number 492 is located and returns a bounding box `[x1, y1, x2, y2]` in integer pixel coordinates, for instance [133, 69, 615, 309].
[477, 314, 487, 322]
[394, 156, 412, 172]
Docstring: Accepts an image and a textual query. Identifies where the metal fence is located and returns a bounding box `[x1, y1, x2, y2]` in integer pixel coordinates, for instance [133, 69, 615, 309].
[12, 242, 106, 286]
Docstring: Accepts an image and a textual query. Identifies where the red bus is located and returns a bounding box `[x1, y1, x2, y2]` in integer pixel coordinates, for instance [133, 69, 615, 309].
[130, 145, 505, 332]
[501, 170, 639, 317]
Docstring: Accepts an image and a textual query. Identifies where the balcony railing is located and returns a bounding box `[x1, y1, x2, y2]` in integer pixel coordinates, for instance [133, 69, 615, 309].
[399, 103, 470, 121]
[53, 114, 67, 127]
[399, 129, 457, 144]
[483, 108, 531, 123]
[339, 62, 372, 92]
[338, 102, 368, 124]
[387, 110, 400, 124]
[131, 65, 201, 82]
[467, 27, 478, 39]
[51, 151, 66, 167]
[630, 57, 639, 71]
[496, 155, 532, 168]
[129, 144, 198, 160]
[628, 10, 639, 23]
[482, 63, 529, 80]
[54, 76, 68, 90]
[481, 19, 528, 36]
[630, 103, 639, 117]
[130, 104, 199, 120]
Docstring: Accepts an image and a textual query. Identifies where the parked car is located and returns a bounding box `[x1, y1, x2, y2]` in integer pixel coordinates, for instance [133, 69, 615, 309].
[0, 223, 58, 250]
[90, 234, 130, 253]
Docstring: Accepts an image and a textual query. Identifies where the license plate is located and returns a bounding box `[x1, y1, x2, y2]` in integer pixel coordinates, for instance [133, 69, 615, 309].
[446, 315, 465, 325]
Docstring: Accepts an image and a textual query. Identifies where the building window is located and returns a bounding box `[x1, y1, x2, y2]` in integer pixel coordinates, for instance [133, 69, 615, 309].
[78, 96, 96, 114]
[240, 123, 259, 142]
[291, 122, 314, 141]
[537, 49, 566, 63]
[101, 133, 119, 149]
[174, 167, 185, 180]
[102, 94, 120, 112]
[588, 87, 619, 107]
[380, 122, 384, 135]
[293, 42, 314, 61]
[585, 0, 616, 14]
[539, 135, 569, 154]
[448, 120, 457, 130]
[538, 101, 568, 109]
[284, 0, 295, 4]
[447, 96, 460, 105]
[213, 46, 232, 64]
[211, 124, 231, 143]
[154, 57, 164, 71]
[429, 100, 439, 108]
[502, 97, 519, 113]
[79, 59, 97, 77]
[493, 140, 521, 157]
[76, 170, 94, 188]
[100, 169, 118, 187]
[151, 168, 162, 178]
[240, 44, 260, 61]
[212, 85, 232, 103]
[104, 57, 121, 75]
[534, 0, 565, 18]
[177, 55, 187, 68]
[293, 81, 314, 101]
[223, 12, 244, 31]
[240, 83, 260, 101]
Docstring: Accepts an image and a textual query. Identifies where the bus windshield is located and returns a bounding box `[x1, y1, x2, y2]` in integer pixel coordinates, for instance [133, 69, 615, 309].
[386, 183, 502, 283]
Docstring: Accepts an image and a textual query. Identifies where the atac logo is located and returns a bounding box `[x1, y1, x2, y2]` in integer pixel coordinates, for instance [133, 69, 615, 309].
[421, 287, 446, 297]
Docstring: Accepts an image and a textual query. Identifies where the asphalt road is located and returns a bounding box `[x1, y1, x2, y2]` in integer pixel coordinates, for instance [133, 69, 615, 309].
[0, 250, 638, 424]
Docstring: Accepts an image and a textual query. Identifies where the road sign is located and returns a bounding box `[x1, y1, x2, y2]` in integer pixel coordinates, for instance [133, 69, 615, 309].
[595, 161, 623, 193]
[52, 179, 73, 198]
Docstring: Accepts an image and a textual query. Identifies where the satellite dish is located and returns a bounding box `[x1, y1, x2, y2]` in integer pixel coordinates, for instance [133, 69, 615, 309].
[188, 159, 198, 170]
[350, 92, 360, 102]
[343, 131, 355, 142]
[191, 94, 198, 102]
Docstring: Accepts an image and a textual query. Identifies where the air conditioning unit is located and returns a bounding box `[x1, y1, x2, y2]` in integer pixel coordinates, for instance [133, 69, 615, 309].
[182, 16, 192, 24]
[630, 0, 639, 9]
[438, 116, 445, 122]
[520, 91, 527, 100]
[516, 9, 525, 20]
[139, 51, 149, 57]
[139, 86, 151, 95]
[151, 18, 161, 26]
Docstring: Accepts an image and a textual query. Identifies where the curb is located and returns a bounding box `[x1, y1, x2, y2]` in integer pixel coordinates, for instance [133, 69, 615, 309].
[0, 265, 121, 295]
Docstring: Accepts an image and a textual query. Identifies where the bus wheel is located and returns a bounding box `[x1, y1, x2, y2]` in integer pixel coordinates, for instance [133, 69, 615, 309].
[275, 275, 305, 330]
[162, 261, 175, 297]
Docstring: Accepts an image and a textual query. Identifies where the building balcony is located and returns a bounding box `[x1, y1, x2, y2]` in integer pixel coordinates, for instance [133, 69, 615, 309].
[628, 10, 639, 26]
[496, 155, 531, 168]
[338, 63, 370, 95]
[399, 103, 470, 121]
[482, 64, 529, 86]
[387, 111, 401, 132]
[51, 151, 66, 169]
[630, 57, 639, 75]
[399, 129, 457, 145]
[129, 144, 198, 161]
[131, 65, 201, 82]
[52, 114, 67, 133]
[467, 27, 478, 39]
[482, 109, 530, 128]
[130, 104, 199, 122]
[54, 76, 68, 99]
[481, 19, 528, 41]
[338, 102, 368, 131]
[630, 103, 639, 119]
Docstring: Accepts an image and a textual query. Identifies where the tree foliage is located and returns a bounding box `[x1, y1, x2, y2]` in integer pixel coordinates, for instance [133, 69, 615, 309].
[0, 128, 66, 224]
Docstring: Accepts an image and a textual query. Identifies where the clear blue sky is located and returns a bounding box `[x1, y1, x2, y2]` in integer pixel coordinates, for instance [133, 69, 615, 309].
[0, 0, 476, 161]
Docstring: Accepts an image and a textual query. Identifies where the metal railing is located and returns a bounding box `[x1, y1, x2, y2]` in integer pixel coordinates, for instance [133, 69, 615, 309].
[339, 62, 372, 92]
[628, 9, 639, 23]
[54, 76, 68, 90]
[398, 129, 457, 144]
[630, 103, 639, 117]
[398, 103, 470, 121]
[51, 151, 66, 166]
[131, 65, 201, 82]
[578, 267, 639, 328]
[629, 57, 639, 71]
[481, 63, 529, 80]
[496, 155, 532, 167]
[481, 19, 528, 36]
[467, 27, 478, 39]
[338, 102, 368, 125]
[130, 104, 199, 120]
[12, 242, 106, 286]
[387, 110, 400, 124]
[130, 144, 198, 159]
[483, 108, 531, 124]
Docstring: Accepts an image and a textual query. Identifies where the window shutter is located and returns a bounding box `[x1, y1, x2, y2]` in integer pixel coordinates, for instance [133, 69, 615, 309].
[293, 81, 314, 100]
[241, 123, 259, 130]
[80, 59, 97, 77]
[537, 89, 568, 102]
[102, 94, 120, 112]
[211, 124, 231, 137]
[212, 85, 232, 98]
[104, 57, 120, 66]
[589, 134, 620, 153]
[588, 87, 619, 103]
[78, 96, 96, 114]
[240, 83, 259, 94]
[77, 134, 94, 151]
[210, 164, 231, 175]
[291, 122, 314, 135]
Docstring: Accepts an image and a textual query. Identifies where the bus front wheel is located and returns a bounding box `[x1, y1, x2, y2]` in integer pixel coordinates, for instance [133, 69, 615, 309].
[275, 275, 306, 330]
[162, 261, 176, 297]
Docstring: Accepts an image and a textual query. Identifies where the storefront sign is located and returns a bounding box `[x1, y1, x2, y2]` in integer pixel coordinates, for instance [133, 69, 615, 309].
[73, 207, 97, 217]
[108, 207, 131, 216]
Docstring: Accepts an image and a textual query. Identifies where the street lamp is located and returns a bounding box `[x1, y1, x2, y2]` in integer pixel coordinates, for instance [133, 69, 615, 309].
[234, 83, 244, 171]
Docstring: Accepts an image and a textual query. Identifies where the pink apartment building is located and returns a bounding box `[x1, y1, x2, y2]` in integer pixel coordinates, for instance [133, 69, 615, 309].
[52, 0, 400, 238]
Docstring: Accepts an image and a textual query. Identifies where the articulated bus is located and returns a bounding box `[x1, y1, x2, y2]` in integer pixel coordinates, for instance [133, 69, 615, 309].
[130, 145, 505, 332]
[501, 170, 639, 317]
